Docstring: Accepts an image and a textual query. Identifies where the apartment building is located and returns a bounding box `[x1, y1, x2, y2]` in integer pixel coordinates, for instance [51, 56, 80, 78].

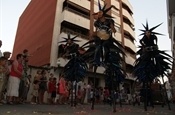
[12, 0, 136, 87]
[167, 0, 175, 102]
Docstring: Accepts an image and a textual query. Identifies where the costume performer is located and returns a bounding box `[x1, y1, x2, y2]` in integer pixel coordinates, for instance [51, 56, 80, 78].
[58, 34, 79, 58]
[58, 33, 87, 107]
[82, 0, 124, 65]
[133, 21, 173, 111]
[81, 0, 125, 112]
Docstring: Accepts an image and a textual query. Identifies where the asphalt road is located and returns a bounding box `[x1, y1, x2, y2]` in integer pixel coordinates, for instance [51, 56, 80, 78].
[0, 103, 174, 115]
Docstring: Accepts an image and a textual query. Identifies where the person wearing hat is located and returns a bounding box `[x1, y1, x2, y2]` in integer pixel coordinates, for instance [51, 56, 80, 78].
[0, 51, 11, 103]
[3, 51, 11, 59]
[2, 51, 11, 75]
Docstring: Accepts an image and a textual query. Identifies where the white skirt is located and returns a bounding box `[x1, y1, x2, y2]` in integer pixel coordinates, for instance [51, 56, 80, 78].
[7, 76, 20, 97]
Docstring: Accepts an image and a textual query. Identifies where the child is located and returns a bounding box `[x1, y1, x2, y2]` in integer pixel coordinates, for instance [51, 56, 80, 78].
[56, 82, 60, 104]
[58, 75, 66, 104]
[51, 78, 57, 104]
[47, 77, 53, 104]
[31, 80, 39, 104]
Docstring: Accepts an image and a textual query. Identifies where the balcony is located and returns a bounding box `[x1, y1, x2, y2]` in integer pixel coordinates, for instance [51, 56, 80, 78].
[125, 52, 135, 66]
[111, 0, 120, 10]
[62, 9, 90, 29]
[122, 8, 134, 25]
[124, 38, 136, 53]
[122, 0, 133, 13]
[123, 23, 135, 38]
[68, 0, 90, 10]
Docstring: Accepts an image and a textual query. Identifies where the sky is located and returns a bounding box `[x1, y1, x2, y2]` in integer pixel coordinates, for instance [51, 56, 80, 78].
[0, 0, 31, 52]
[130, 0, 171, 53]
[0, 0, 172, 54]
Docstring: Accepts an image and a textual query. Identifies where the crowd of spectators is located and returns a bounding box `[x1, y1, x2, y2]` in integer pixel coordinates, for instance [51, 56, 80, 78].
[0, 40, 141, 106]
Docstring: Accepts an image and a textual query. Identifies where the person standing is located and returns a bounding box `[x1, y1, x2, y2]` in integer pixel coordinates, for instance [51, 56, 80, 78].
[21, 74, 31, 103]
[58, 75, 66, 104]
[0, 40, 2, 57]
[51, 78, 57, 104]
[47, 77, 53, 104]
[6, 54, 23, 104]
[38, 70, 47, 104]
[3, 51, 11, 59]
[1, 51, 11, 103]
[19, 49, 30, 102]
[0, 57, 7, 104]
[34, 70, 42, 81]
[31, 80, 39, 104]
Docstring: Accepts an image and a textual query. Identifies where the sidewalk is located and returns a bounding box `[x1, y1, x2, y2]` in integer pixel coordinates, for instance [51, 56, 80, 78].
[0, 103, 174, 115]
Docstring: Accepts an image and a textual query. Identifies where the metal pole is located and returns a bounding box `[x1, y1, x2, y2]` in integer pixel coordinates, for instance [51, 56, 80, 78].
[71, 81, 73, 107]
[118, 82, 122, 107]
[144, 81, 148, 111]
[91, 66, 97, 110]
[112, 74, 116, 112]
[74, 81, 77, 107]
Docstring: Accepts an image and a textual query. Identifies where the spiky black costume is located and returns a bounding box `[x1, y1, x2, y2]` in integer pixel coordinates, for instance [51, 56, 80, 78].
[58, 33, 88, 106]
[82, 0, 124, 66]
[59, 34, 88, 81]
[81, 0, 125, 111]
[58, 34, 80, 58]
[133, 22, 173, 111]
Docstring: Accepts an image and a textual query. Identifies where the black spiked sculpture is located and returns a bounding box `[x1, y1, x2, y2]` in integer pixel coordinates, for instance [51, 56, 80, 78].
[81, 0, 125, 112]
[133, 21, 173, 111]
[58, 33, 88, 107]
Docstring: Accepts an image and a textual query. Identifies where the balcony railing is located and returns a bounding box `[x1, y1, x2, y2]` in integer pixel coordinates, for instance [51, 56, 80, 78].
[123, 23, 135, 38]
[68, 0, 90, 10]
[63, 7, 89, 19]
[125, 52, 135, 66]
[122, 8, 134, 25]
[122, 0, 133, 13]
[60, 27, 89, 40]
[62, 9, 90, 29]
[124, 38, 136, 53]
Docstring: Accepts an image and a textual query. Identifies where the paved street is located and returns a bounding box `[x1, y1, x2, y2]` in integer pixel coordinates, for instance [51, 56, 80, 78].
[0, 103, 174, 115]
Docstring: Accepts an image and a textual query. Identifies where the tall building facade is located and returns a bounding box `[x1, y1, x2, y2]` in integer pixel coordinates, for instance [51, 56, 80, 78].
[12, 0, 136, 87]
[167, 0, 175, 101]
